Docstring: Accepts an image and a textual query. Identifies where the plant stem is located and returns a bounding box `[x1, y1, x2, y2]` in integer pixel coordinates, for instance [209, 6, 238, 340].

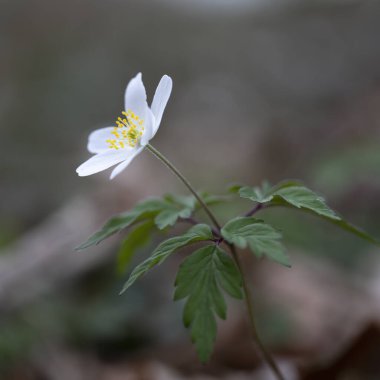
[181, 216, 199, 226]
[245, 203, 264, 217]
[229, 244, 286, 380]
[146, 143, 285, 380]
[145, 144, 221, 230]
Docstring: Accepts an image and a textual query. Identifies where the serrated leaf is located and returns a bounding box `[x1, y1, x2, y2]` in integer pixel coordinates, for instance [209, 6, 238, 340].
[274, 191, 380, 244]
[227, 183, 244, 194]
[154, 206, 192, 230]
[239, 181, 379, 245]
[240, 181, 339, 219]
[76, 198, 168, 250]
[174, 245, 242, 362]
[221, 217, 290, 267]
[116, 220, 155, 274]
[164, 193, 196, 210]
[273, 186, 339, 220]
[329, 218, 380, 245]
[239, 187, 272, 203]
[120, 224, 213, 293]
[160, 192, 228, 229]
[239, 181, 273, 202]
[154, 209, 178, 229]
[239, 180, 302, 204]
[154, 194, 196, 230]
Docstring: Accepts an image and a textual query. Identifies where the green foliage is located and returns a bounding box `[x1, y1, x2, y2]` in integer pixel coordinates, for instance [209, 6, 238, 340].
[155, 194, 195, 230]
[237, 181, 273, 202]
[227, 183, 245, 194]
[75, 183, 378, 367]
[117, 220, 155, 274]
[77, 192, 217, 252]
[174, 245, 243, 362]
[77, 190, 229, 252]
[239, 181, 379, 245]
[164, 194, 196, 209]
[329, 218, 380, 245]
[120, 224, 213, 293]
[271, 185, 339, 219]
[222, 217, 290, 267]
[76, 198, 168, 250]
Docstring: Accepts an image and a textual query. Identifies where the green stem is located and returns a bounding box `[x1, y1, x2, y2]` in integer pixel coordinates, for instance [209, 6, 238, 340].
[145, 143, 285, 380]
[229, 245, 286, 380]
[145, 144, 221, 231]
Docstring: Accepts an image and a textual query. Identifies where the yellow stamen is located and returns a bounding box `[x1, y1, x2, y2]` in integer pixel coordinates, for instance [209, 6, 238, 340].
[106, 139, 120, 150]
[106, 110, 145, 149]
[111, 128, 120, 138]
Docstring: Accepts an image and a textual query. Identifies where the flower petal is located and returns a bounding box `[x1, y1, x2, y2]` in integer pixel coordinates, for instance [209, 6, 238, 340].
[140, 108, 155, 146]
[87, 127, 114, 154]
[76, 149, 130, 177]
[150, 75, 172, 135]
[124, 73, 148, 121]
[109, 147, 144, 179]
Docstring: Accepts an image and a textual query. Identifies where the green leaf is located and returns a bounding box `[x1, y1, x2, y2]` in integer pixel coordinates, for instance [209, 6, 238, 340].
[239, 187, 265, 202]
[240, 181, 338, 218]
[116, 220, 155, 274]
[120, 224, 213, 293]
[239, 182, 273, 203]
[154, 194, 196, 230]
[239, 181, 379, 245]
[221, 217, 290, 267]
[330, 218, 380, 245]
[76, 198, 168, 250]
[174, 245, 242, 362]
[239, 180, 302, 204]
[164, 193, 196, 210]
[273, 186, 339, 220]
[154, 207, 192, 230]
[227, 183, 244, 194]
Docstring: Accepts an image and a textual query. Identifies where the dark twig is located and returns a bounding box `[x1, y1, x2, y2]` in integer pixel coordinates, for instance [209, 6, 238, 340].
[245, 203, 264, 217]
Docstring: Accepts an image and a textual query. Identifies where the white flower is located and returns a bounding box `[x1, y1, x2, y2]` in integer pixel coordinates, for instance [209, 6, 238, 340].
[76, 73, 173, 179]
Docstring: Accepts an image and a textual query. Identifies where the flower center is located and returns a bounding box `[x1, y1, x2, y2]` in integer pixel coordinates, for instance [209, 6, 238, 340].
[106, 110, 145, 149]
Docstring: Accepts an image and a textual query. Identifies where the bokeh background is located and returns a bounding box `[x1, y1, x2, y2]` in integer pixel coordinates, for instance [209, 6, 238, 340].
[1, 0, 380, 379]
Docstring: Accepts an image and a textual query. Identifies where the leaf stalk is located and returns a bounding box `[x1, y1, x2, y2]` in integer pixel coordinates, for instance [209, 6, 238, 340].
[229, 244, 286, 380]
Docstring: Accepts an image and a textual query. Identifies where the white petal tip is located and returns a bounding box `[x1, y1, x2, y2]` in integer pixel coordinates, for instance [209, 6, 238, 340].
[159, 75, 173, 90]
[133, 72, 142, 81]
[162, 74, 173, 82]
[109, 169, 119, 180]
[76, 168, 90, 177]
[150, 75, 173, 133]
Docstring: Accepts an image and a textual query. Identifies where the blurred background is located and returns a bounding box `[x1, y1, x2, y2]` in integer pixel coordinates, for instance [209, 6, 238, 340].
[1, 0, 380, 379]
